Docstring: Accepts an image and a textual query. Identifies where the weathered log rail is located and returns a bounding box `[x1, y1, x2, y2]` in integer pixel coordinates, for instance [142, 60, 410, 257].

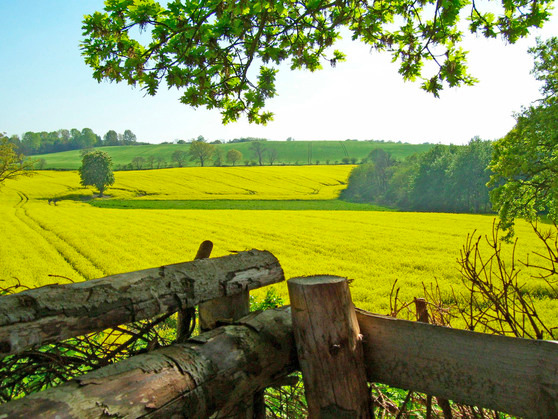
[0, 307, 297, 418]
[0, 248, 557, 418]
[0, 249, 283, 357]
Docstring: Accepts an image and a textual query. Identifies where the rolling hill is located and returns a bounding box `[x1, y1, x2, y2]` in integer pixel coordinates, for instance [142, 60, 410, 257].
[33, 140, 435, 170]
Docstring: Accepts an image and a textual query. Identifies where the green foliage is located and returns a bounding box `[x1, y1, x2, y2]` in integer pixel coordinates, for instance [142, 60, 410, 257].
[131, 156, 145, 169]
[5, 128, 144, 156]
[267, 148, 279, 165]
[250, 288, 284, 311]
[171, 150, 187, 167]
[213, 148, 224, 167]
[489, 37, 558, 238]
[122, 129, 137, 144]
[81, 0, 552, 123]
[529, 37, 558, 102]
[250, 141, 266, 166]
[226, 149, 242, 166]
[342, 139, 493, 213]
[188, 140, 215, 167]
[490, 103, 558, 236]
[78, 150, 115, 196]
[103, 130, 119, 147]
[0, 134, 35, 186]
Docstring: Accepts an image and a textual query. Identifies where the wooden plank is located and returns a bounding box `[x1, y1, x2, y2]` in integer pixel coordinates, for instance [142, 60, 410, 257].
[356, 309, 558, 418]
[0, 307, 297, 418]
[289, 276, 371, 418]
[0, 250, 284, 356]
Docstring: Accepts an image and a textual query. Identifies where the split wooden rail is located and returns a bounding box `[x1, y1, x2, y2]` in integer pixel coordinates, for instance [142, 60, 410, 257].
[0, 246, 557, 418]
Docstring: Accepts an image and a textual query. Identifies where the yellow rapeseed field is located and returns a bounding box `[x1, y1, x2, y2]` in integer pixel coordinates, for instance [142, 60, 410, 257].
[5, 166, 352, 201]
[1, 167, 555, 323]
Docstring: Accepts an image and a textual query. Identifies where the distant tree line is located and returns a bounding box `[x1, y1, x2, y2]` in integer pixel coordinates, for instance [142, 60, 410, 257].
[341, 138, 493, 214]
[5, 129, 145, 156]
[160, 136, 271, 145]
[117, 140, 286, 170]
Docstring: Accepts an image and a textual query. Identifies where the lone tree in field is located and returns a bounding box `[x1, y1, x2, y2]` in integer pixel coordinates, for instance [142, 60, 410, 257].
[79, 150, 115, 197]
[0, 134, 35, 186]
[82, 1, 552, 124]
[226, 149, 242, 166]
[188, 140, 215, 167]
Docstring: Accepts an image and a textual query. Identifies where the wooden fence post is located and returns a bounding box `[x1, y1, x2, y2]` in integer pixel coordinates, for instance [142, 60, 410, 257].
[288, 275, 371, 418]
[176, 240, 214, 342]
[197, 244, 261, 419]
[414, 298, 453, 419]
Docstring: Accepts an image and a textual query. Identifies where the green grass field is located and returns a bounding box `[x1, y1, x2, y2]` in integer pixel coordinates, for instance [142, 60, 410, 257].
[33, 140, 435, 170]
[89, 199, 391, 210]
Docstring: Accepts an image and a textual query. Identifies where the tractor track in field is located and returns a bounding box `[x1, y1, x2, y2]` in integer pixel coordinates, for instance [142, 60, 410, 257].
[13, 191, 107, 280]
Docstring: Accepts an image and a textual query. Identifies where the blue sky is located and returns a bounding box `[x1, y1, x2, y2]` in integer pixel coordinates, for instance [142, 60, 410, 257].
[1, 1, 556, 144]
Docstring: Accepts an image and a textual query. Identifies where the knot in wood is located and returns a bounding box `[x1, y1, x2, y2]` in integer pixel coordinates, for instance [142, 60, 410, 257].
[329, 343, 341, 356]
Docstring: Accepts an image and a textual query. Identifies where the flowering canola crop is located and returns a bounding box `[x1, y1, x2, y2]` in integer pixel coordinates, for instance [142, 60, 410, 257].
[1, 167, 555, 321]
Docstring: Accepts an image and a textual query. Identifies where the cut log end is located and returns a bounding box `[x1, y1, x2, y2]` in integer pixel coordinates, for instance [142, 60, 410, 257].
[288, 275, 347, 287]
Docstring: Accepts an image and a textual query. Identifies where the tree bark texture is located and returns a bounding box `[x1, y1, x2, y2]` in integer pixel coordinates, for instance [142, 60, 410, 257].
[0, 307, 297, 418]
[0, 249, 284, 356]
[288, 276, 371, 418]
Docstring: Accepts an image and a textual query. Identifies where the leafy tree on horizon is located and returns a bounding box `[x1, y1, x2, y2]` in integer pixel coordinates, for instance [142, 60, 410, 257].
[103, 130, 119, 147]
[155, 155, 166, 169]
[77, 128, 99, 149]
[213, 148, 224, 167]
[123, 130, 137, 144]
[188, 140, 215, 167]
[147, 155, 155, 169]
[78, 150, 114, 196]
[82, 0, 552, 124]
[226, 149, 242, 166]
[131, 156, 145, 170]
[171, 150, 187, 167]
[267, 148, 278, 166]
[250, 141, 266, 166]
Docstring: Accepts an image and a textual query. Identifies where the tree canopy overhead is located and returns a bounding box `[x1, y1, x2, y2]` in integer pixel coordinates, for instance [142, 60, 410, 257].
[81, 0, 552, 124]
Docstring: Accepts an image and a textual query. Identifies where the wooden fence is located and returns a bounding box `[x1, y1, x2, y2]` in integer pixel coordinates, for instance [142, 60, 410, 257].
[0, 246, 556, 418]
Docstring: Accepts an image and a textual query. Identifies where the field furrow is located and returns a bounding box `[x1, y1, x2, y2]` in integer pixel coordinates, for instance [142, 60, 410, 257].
[0, 192, 85, 286]
[12, 192, 106, 281]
